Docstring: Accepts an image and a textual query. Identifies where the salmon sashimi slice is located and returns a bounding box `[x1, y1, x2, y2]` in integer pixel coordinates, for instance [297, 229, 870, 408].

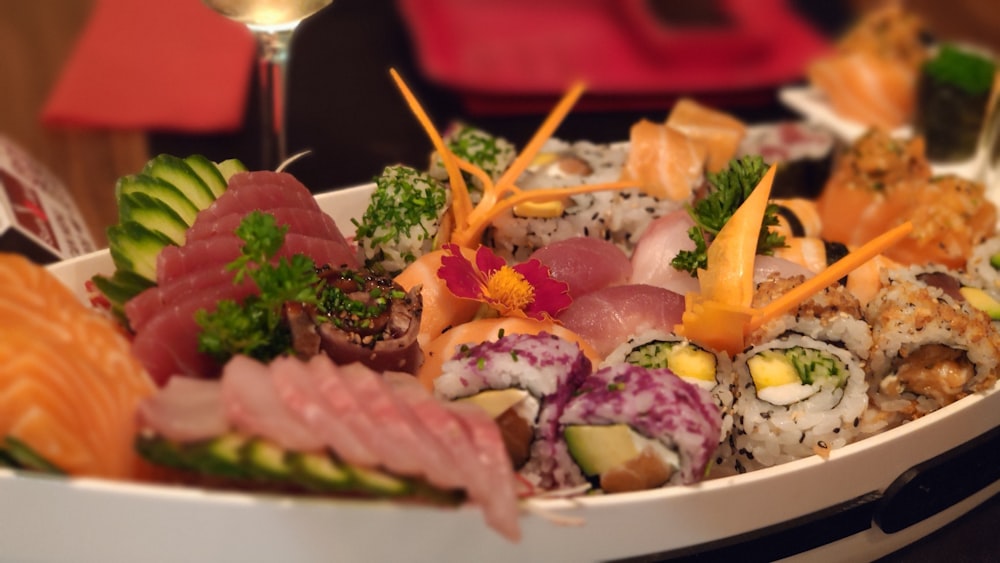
[620, 119, 707, 202]
[808, 51, 916, 130]
[665, 97, 747, 172]
[0, 253, 156, 479]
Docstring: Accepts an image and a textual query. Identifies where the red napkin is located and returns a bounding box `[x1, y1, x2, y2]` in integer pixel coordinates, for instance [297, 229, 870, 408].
[397, 0, 832, 114]
[41, 0, 257, 133]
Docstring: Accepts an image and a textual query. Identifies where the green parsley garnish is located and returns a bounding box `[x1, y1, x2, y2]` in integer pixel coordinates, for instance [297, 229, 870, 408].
[195, 211, 321, 364]
[671, 155, 786, 276]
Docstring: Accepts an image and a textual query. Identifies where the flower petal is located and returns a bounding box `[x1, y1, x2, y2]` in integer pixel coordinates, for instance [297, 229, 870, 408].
[439, 244, 486, 300]
[515, 259, 573, 319]
[475, 245, 508, 276]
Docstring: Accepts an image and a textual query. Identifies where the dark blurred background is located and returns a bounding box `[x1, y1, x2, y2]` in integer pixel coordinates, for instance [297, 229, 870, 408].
[149, 0, 856, 192]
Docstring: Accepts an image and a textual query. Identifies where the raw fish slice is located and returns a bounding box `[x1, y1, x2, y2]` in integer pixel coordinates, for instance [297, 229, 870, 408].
[383, 371, 495, 497]
[269, 356, 380, 468]
[331, 362, 426, 476]
[186, 207, 349, 246]
[125, 266, 255, 332]
[808, 52, 915, 130]
[0, 254, 156, 479]
[529, 237, 631, 299]
[666, 97, 747, 173]
[157, 233, 358, 285]
[196, 171, 319, 224]
[130, 280, 260, 383]
[335, 361, 465, 489]
[445, 401, 522, 542]
[221, 355, 324, 452]
[557, 284, 686, 358]
[136, 376, 228, 443]
[629, 209, 698, 292]
[312, 358, 410, 472]
[620, 119, 706, 202]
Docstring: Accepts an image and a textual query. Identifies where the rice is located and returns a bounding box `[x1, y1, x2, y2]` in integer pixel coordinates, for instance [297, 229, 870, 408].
[728, 335, 869, 471]
[863, 265, 1000, 425]
[485, 138, 687, 261]
[433, 332, 593, 490]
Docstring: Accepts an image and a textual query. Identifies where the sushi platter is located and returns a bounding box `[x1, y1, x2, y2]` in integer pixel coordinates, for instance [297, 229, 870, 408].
[0, 183, 996, 563]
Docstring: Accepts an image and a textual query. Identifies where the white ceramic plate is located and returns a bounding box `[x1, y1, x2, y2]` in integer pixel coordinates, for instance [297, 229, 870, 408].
[2, 183, 999, 563]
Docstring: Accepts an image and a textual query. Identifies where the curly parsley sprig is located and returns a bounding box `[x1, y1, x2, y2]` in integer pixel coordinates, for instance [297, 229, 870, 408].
[671, 155, 786, 276]
[196, 211, 321, 364]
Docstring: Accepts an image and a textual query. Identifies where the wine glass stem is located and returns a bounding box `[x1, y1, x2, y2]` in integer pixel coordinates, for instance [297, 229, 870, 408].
[254, 30, 291, 170]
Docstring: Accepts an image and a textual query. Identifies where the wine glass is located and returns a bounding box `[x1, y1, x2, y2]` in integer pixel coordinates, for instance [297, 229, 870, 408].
[202, 0, 334, 170]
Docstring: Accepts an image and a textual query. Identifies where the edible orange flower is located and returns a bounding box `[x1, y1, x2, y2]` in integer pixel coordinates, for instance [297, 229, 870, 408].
[438, 244, 571, 320]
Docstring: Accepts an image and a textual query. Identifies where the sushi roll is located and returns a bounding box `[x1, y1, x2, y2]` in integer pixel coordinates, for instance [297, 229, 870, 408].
[864, 265, 1000, 427]
[486, 138, 682, 261]
[602, 330, 735, 451]
[915, 43, 996, 163]
[432, 332, 593, 490]
[736, 121, 838, 199]
[729, 334, 870, 472]
[748, 273, 873, 361]
[558, 363, 721, 493]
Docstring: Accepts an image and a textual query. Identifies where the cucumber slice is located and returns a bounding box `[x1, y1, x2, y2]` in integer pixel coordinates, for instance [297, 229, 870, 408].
[107, 222, 174, 282]
[118, 191, 189, 246]
[215, 158, 248, 182]
[184, 154, 228, 199]
[3, 437, 64, 474]
[135, 433, 196, 471]
[116, 174, 200, 226]
[241, 438, 293, 480]
[288, 452, 352, 491]
[349, 466, 411, 496]
[143, 154, 216, 210]
[188, 433, 252, 479]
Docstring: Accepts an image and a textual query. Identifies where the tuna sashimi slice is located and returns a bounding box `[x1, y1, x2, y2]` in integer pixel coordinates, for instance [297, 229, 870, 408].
[125, 266, 254, 332]
[186, 206, 351, 250]
[221, 356, 325, 452]
[157, 233, 358, 284]
[557, 284, 686, 359]
[196, 171, 320, 224]
[269, 356, 380, 468]
[529, 237, 631, 299]
[136, 376, 228, 443]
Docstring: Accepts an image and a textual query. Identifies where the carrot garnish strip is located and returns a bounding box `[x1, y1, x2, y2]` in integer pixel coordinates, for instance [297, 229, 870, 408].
[459, 82, 588, 241]
[700, 164, 777, 306]
[389, 68, 473, 224]
[747, 221, 914, 331]
[675, 165, 776, 356]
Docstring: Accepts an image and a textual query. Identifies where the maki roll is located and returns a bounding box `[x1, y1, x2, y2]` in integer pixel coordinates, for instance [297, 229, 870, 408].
[864, 265, 1000, 427]
[428, 123, 517, 197]
[748, 273, 873, 361]
[558, 364, 721, 493]
[433, 332, 593, 490]
[729, 335, 869, 472]
[602, 330, 735, 451]
[288, 266, 423, 374]
[915, 43, 997, 162]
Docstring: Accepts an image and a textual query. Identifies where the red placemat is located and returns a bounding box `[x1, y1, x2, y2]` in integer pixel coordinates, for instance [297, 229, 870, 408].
[397, 0, 832, 114]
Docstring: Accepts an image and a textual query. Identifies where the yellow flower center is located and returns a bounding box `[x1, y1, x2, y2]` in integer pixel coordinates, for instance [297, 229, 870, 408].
[485, 266, 535, 313]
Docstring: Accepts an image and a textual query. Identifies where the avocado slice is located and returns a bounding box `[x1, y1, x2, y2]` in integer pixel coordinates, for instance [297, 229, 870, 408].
[960, 286, 1000, 320]
[455, 388, 531, 419]
[564, 424, 641, 477]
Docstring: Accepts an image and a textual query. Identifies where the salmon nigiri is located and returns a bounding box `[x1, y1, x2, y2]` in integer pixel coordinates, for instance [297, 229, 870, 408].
[620, 119, 707, 202]
[0, 253, 157, 479]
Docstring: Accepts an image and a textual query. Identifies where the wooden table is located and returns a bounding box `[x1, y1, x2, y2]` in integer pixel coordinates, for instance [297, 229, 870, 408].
[0, 0, 149, 248]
